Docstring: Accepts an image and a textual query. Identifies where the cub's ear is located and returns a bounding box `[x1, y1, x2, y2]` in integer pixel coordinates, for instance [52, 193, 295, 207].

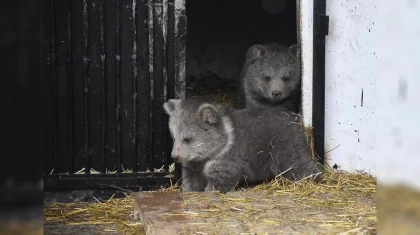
[246, 44, 266, 61]
[163, 99, 181, 115]
[198, 103, 219, 125]
[288, 43, 301, 59]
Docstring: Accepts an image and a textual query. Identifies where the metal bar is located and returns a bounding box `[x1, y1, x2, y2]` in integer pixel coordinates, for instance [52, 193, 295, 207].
[88, 0, 106, 172]
[165, 0, 175, 172]
[100, 0, 107, 171]
[82, 0, 91, 174]
[104, 0, 119, 173]
[115, 0, 122, 173]
[313, 0, 327, 164]
[70, 0, 88, 173]
[147, 0, 154, 172]
[44, 0, 55, 174]
[51, 0, 59, 175]
[135, 0, 151, 172]
[173, 0, 186, 99]
[151, 0, 167, 169]
[119, 0, 135, 171]
[132, 0, 139, 172]
[173, 0, 186, 180]
[67, 0, 75, 174]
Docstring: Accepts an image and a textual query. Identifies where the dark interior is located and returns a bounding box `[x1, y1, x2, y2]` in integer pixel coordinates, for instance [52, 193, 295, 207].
[185, 0, 298, 107]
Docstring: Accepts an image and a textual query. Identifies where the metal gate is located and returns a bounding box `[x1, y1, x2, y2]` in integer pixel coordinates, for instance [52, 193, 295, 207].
[43, 0, 186, 190]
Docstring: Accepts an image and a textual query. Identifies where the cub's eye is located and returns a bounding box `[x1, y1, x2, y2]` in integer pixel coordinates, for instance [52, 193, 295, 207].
[283, 76, 290, 81]
[182, 138, 192, 144]
[264, 76, 271, 82]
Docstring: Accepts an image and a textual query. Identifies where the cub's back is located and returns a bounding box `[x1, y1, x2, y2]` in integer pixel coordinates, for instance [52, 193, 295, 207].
[229, 107, 306, 160]
[232, 107, 303, 139]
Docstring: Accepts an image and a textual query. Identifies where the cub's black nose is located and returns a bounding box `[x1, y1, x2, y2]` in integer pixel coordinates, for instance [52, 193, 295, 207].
[272, 91, 281, 98]
[171, 154, 179, 161]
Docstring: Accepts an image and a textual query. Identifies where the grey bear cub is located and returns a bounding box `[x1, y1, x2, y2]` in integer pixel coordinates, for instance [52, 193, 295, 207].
[239, 43, 301, 113]
[163, 98, 321, 193]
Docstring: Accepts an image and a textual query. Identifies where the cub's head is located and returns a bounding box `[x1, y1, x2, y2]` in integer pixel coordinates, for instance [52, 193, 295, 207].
[163, 99, 231, 164]
[243, 43, 301, 104]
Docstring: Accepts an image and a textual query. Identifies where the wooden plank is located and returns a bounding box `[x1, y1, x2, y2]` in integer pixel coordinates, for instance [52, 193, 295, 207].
[134, 191, 185, 235]
[133, 191, 241, 235]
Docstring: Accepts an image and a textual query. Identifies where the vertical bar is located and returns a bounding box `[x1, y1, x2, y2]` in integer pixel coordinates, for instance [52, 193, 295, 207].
[300, 0, 314, 128]
[166, 0, 174, 106]
[131, 0, 138, 172]
[173, 0, 186, 179]
[50, 0, 59, 174]
[313, 0, 326, 164]
[147, 0, 154, 172]
[151, 0, 167, 169]
[135, 0, 151, 172]
[173, 0, 186, 99]
[44, 0, 55, 174]
[164, 0, 174, 172]
[162, 0, 169, 171]
[67, 0, 74, 174]
[115, 0, 122, 173]
[71, 0, 87, 173]
[54, 0, 72, 173]
[104, 0, 118, 172]
[100, 0, 107, 172]
[37, 0, 46, 187]
[120, 0, 135, 171]
[82, 0, 91, 174]
[88, 0, 105, 172]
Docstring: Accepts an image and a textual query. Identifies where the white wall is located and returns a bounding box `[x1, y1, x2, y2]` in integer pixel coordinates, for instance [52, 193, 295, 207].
[374, 1, 420, 190]
[298, 0, 313, 128]
[324, 0, 378, 175]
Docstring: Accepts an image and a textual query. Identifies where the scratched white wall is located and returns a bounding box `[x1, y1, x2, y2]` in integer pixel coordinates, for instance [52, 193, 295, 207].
[374, 1, 420, 190]
[298, 0, 313, 128]
[324, 0, 378, 175]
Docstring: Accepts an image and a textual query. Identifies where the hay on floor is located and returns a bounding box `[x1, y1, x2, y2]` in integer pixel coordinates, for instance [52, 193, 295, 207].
[44, 170, 376, 235]
[44, 193, 141, 234]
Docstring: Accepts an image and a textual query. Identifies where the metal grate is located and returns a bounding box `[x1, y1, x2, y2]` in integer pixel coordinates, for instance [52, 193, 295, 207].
[43, 0, 186, 190]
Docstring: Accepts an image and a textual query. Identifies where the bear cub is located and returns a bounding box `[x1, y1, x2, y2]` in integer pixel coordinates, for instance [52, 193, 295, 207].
[239, 43, 301, 113]
[163, 98, 321, 193]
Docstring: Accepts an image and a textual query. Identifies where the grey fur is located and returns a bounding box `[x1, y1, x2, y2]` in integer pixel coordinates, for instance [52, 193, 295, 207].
[239, 43, 301, 113]
[164, 99, 321, 193]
